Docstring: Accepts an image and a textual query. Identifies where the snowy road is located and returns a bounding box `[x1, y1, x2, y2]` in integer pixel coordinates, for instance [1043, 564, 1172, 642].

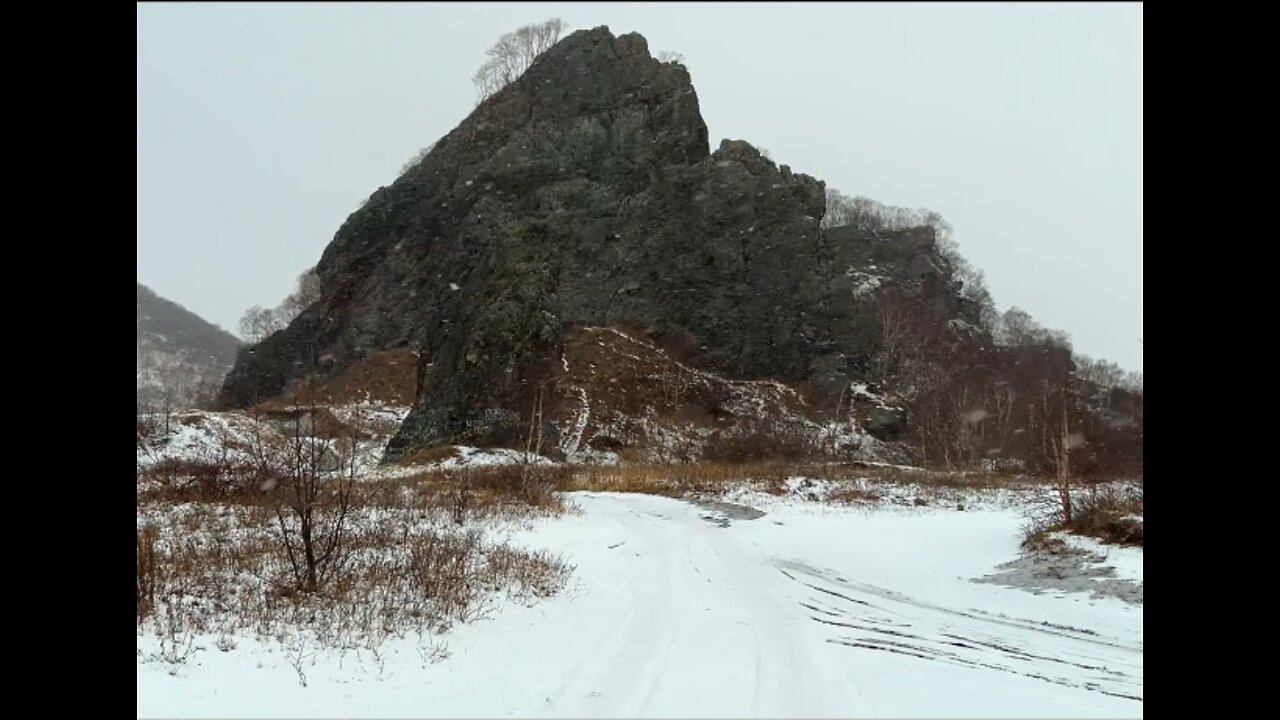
[535, 495, 870, 717]
[137, 492, 1144, 718]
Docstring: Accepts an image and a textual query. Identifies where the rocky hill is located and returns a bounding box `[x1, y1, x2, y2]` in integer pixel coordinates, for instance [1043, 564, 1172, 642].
[219, 26, 982, 461]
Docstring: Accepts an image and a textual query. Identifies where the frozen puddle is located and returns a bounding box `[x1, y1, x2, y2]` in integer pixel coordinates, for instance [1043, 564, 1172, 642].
[691, 498, 767, 527]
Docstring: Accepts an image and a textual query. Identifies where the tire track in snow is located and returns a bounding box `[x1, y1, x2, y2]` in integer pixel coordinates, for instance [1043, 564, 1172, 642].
[541, 495, 868, 718]
[539, 501, 677, 716]
[776, 560, 1143, 703]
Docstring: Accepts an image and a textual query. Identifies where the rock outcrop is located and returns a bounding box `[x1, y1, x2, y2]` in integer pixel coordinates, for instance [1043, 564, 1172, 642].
[220, 26, 973, 460]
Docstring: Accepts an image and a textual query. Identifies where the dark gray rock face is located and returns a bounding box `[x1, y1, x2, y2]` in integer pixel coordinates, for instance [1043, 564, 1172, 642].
[220, 26, 968, 459]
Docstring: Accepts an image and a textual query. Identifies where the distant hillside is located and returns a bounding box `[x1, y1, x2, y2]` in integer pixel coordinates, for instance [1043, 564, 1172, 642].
[137, 283, 240, 409]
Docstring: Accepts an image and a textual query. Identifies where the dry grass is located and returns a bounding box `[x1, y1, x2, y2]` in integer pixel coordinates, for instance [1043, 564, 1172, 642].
[141, 450, 1021, 518]
[397, 445, 463, 466]
[361, 464, 572, 521]
[140, 459, 573, 522]
[137, 458, 278, 506]
[138, 438, 576, 658]
[1070, 484, 1144, 546]
[137, 526, 160, 622]
[559, 460, 1016, 498]
[253, 348, 420, 411]
[135, 500, 573, 650]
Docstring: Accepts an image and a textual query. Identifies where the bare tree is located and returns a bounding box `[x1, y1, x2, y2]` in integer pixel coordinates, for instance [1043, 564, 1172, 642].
[1123, 370, 1143, 393]
[993, 307, 1041, 347]
[1075, 355, 1127, 392]
[987, 380, 1017, 465]
[238, 267, 321, 343]
[990, 306, 1073, 351]
[821, 187, 956, 242]
[1029, 374, 1081, 524]
[238, 305, 282, 343]
[656, 50, 686, 64]
[277, 267, 321, 321]
[400, 142, 436, 175]
[472, 18, 567, 103]
[873, 290, 951, 399]
[820, 188, 855, 230]
[270, 383, 357, 594]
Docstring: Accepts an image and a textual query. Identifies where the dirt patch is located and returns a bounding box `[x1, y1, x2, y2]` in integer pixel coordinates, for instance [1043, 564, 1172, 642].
[549, 326, 887, 463]
[254, 348, 420, 411]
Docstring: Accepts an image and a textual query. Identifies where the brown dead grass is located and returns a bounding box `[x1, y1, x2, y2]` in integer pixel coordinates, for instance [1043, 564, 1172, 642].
[551, 327, 828, 461]
[139, 457, 572, 520]
[560, 461, 1013, 497]
[253, 347, 420, 411]
[135, 500, 573, 646]
[1069, 485, 1144, 546]
[398, 445, 463, 466]
[136, 470, 574, 657]
[137, 526, 160, 621]
[138, 459, 280, 507]
[399, 464, 570, 520]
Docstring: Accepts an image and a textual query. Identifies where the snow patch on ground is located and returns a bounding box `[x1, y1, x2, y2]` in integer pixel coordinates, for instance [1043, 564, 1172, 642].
[139, 492, 1142, 718]
[720, 475, 1036, 516]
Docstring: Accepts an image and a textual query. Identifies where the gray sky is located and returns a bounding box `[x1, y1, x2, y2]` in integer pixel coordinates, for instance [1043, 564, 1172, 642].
[137, 2, 1143, 372]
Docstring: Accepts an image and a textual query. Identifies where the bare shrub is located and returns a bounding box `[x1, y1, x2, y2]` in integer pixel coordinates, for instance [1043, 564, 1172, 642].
[1071, 484, 1143, 546]
[270, 412, 357, 594]
[1020, 481, 1142, 548]
[135, 501, 572, 653]
[138, 458, 275, 506]
[137, 526, 161, 623]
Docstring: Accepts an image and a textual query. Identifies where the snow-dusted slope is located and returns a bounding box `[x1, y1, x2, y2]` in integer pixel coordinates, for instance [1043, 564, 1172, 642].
[137, 283, 241, 408]
[137, 493, 1142, 718]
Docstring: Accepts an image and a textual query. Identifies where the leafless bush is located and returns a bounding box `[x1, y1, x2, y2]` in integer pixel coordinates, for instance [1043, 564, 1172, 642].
[136, 498, 573, 657]
[1071, 484, 1143, 546]
[483, 545, 574, 601]
[137, 457, 275, 506]
[1021, 481, 1142, 548]
[264, 405, 359, 594]
[444, 464, 567, 520]
[137, 413, 160, 447]
[137, 526, 160, 622]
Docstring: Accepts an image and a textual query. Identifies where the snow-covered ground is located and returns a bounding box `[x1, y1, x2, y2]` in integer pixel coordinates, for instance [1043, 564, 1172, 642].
[138, 492, 1142, 718]
[137, 405, 412, 474]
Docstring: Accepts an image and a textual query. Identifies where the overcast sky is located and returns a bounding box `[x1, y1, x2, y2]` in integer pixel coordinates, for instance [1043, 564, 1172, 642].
[137, 2, 1143, 371]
